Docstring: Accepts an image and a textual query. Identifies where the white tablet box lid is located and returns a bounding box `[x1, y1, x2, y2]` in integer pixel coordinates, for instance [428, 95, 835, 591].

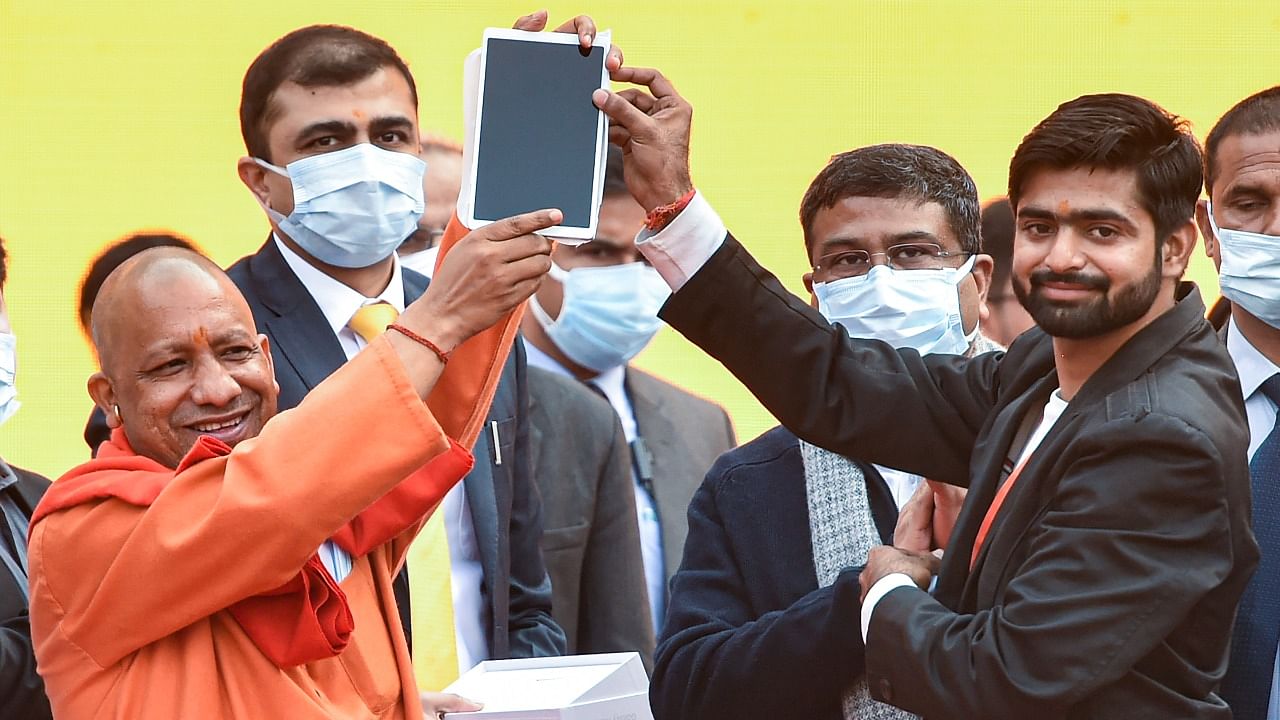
[443, 651, 652, 720]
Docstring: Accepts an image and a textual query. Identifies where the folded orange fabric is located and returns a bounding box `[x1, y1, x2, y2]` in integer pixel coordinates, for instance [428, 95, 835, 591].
[33, 428, 474, 667]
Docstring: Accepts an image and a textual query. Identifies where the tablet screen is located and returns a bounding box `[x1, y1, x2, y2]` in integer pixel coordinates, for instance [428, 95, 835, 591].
[473, 38, 605, 229]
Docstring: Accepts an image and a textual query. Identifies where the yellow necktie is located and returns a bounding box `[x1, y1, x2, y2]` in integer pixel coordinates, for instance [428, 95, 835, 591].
[347, 302, 460, 691]
[348, 302, 401, 345]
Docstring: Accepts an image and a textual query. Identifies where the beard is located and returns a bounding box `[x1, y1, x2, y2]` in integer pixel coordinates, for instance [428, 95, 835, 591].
[1012, 257, 1161, 339]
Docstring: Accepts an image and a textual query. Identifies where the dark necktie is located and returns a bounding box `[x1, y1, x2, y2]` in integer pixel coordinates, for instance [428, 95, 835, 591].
[1223, 373, 1280, 720]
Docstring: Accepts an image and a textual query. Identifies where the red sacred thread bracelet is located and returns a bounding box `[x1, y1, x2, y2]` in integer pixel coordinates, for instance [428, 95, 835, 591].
[387, 323, 451, 365]
[644, 188, 697, 232]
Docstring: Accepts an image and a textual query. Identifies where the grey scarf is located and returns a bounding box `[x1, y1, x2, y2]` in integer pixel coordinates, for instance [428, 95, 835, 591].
[803, 334, 1002, 719]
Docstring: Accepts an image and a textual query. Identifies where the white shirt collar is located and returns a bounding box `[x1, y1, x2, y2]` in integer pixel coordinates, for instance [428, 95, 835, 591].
[1227, 316, 1280, 403]
[587, 363, 628, 404]
[273, 234, 406, 335]
[524, 341, 575, 379]
[523, 341, 627, 394]
[524, 340, 635, 440]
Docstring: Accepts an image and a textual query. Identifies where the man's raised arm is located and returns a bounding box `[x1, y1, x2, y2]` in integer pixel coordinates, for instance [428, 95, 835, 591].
[593, 70, 998, 479]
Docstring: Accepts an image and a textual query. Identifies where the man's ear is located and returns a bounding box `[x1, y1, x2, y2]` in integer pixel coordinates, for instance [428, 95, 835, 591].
[238, 156, 274, 210]
[969, 253, 995, 324]
[258, 334, 279, 396]
[1162, 218, 1200, 280]
[802, 271, 815, 296]
[88, 372, 120, 429]
[1194, 199, 1223, 270]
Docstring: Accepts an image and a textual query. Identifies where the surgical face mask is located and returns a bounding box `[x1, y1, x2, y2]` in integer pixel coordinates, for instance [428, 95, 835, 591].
[814, 255, 977, 356]
[1207, 201, 1280, 329]
[0, 333, 19, 426]
[256, 143, 426, 269]
[529, 262, 671, 373]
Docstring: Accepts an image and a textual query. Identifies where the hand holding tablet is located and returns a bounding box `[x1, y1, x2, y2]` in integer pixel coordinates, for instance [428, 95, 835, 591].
[464, 27, 613, 243]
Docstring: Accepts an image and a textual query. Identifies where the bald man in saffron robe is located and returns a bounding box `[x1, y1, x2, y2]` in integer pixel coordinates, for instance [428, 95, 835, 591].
[25, 208, 561, 720]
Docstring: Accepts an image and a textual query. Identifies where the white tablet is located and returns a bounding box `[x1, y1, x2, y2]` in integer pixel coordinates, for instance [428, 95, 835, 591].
[464, 28, 611, 242]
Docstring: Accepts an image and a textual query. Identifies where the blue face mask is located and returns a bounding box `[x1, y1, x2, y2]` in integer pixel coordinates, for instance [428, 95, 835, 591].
[529, 262, 671, 373]
[813, 256, 977, 356]
[256, 143, 426, 269]
[1207, 201, 1280, 329]
[0, 332, 19, 426]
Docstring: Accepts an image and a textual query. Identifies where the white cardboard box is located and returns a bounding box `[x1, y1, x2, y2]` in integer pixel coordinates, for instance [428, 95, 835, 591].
[442, 652, 653, 720]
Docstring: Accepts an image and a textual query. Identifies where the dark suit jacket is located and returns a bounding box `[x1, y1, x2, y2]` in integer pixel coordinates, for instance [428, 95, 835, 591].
[0, 462, 53, 720]
[227, 239, 565, 661]
[625, 368, 736, 584]
[661, 234, 1256, 719]
[527, 367, 654, 669]
[651, 427, 896, 720]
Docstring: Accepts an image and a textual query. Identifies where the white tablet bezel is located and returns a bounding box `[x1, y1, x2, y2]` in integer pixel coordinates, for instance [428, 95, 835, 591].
[464, 28, 610, 242]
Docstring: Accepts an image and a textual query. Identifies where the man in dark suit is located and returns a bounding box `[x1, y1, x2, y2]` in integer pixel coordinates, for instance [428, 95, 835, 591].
[0, 237, 54, 720]
[1194, 85, 1280, 720]
[225, 22, 576, 690]
[653, 144, 998, 720]
[527, 367, 654, 668]
[394, 133, 655, 667]
[521, 147, 735, 636]
[598, 70, 1254, 717]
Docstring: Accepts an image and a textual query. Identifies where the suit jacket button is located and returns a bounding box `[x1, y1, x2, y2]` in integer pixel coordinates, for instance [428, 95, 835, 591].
[877, 678, 893, 703]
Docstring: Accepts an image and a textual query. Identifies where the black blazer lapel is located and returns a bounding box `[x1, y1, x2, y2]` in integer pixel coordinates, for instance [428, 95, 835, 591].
[241, 239, 349, 407]
[939, 368, 1060, 609]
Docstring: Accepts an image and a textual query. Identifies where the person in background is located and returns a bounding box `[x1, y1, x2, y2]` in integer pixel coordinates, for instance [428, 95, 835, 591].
[0, 236, 54, 720]
[979, 198, 1035, 345]
[398, 135, 463, 276]
[1195, 84, 1280, 720]
[598, 67, 1254, 716]
[78, 232, 202, 453]
[520, 145, 736, 635]
[652, 144, 996, 720]
[404, 135, 656, 669]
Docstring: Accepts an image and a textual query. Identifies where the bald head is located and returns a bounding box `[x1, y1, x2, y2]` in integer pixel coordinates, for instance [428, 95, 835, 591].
[92, 248, 252, 371]
[87, 247, 278, 468]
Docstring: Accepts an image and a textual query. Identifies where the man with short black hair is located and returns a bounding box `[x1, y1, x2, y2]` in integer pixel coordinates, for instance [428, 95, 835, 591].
[1194, 84, 1280, 720]
[599, 70, 1254, 716]
[227, 16, 605, 692]
[0, 235, 54, 720]
[401, 139, 656, 667]
[652, 144, 995, 720]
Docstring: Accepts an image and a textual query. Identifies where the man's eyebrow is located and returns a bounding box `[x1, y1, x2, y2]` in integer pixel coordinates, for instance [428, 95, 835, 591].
[816, 236, 866, 255]
[1017, 205, 1057, 221]
[580, 235, 631, 251]
[294, 119, 356, 143]
[368, 114, 416, 131]
[1018, 205, 1139, 231]
[886, 230, 941, 244]
[1222, 181, 1271, 201]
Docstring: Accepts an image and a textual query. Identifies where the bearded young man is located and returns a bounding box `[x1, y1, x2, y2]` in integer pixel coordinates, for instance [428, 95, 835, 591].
[596, 71, 1254, 718]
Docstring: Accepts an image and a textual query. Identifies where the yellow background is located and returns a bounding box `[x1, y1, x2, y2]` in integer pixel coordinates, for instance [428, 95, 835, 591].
[2, 1, 1277, 479]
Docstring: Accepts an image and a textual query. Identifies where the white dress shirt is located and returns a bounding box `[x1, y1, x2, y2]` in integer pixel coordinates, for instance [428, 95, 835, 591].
[524, 342, 667, 632]
[275, 236, 488, 674]
[1225, 317, 1280, 719]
